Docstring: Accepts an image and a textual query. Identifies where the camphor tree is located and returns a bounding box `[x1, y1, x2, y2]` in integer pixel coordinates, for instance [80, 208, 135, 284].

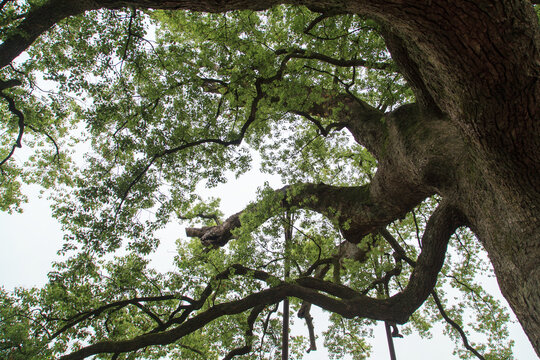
[0, 0, 538, 359]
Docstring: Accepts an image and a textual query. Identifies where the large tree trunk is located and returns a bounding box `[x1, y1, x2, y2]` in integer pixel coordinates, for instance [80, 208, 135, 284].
[369, 2, 540, 351]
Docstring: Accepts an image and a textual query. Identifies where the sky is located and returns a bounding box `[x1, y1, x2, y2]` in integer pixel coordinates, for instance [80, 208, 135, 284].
[0, 158, 538, 360]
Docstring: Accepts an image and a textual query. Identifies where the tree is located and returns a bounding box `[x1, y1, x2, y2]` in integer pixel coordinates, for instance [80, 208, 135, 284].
[0, 0, 538, 359]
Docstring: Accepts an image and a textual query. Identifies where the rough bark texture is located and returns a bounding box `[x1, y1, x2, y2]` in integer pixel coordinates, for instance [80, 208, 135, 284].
[2, 0, 539, 355]
[366, 3, 540, 351]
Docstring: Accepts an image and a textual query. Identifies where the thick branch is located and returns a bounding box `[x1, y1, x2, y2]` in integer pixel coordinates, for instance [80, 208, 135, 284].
[186, 179, 430, 247]
[378, 27, 442, 114]
[381, 228, 487, 359]
[292, 110, 347, 137]
[63, 202, 462, 359]
[298, 240, 369, 352]
[185, 211, 241, 247]
[385, 202, 464, 317]
[0, 79, 22, 91]
[222, 305, 265, 360]
[0, 0, 96, 69]
[287, 87, 388, 158]
[275, 48, 396, 71]
[297, 299, 317, 352]
[2, 0, 320, 69]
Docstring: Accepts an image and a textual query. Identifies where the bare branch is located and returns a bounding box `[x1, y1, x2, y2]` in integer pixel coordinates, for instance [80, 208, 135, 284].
[186, 211, 241, 247]
[299, 303, 317, 352]
[186, 179, 429, 248]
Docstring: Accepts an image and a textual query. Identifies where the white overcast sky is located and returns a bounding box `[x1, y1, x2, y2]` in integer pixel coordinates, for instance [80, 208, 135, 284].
[0, 155, 537, 359]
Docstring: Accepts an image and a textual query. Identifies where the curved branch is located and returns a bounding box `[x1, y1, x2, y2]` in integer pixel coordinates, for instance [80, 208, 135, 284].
[379, 228, 416, 267]
[286, 87, 387, 157]
[116, 51, 298, 213]
[301, 304, 317, 352]
[291, 110, 347, 137]
[185, 211, 241, 247]
[0, 0, 293, 70]
[303, 11, 339, 34]
[0, 0, 96, 69]
[377, 27, 442, 114]
[26, 124, 60, 161]
[50, 295, 179, 340]
[0, 90, 25, 168]
[385, 202, 464, 318]
[222, 304, 265, 360]
[381, 227, 487, 359]
[62, 202, 463, 360]
[432, 291, 486, 360]
[132, 302, 163, 327]
[298, 240, 368, 352]
[275, 48, 396, 71]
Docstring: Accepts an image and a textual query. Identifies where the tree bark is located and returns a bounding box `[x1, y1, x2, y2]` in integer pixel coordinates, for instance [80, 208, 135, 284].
[369, 3, 540, 351]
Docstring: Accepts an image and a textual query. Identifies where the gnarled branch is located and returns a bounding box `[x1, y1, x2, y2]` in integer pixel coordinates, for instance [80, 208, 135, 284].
[186, 179, 430, 247]
[62, 202, 463, 360]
